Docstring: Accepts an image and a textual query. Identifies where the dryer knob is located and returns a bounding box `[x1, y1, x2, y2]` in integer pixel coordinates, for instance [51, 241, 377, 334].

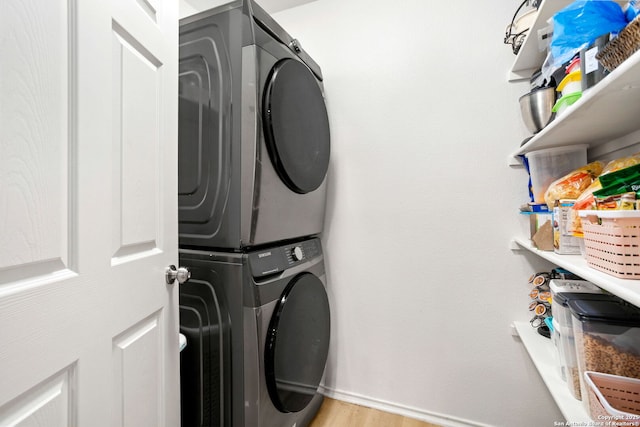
[291, 246, 303, 261]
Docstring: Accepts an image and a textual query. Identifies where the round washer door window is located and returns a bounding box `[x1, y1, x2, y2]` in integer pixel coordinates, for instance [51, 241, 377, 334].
[263, 59, 331, 194]
[265, 273, 331, 413]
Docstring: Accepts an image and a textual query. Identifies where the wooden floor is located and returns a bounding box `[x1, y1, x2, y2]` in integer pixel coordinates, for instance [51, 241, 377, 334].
[308, 398, 442, 427]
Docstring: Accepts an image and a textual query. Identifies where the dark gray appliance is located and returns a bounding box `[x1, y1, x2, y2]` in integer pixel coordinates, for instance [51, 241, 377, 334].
[179, 237, 330, 427]
[178, 0, 331, 250]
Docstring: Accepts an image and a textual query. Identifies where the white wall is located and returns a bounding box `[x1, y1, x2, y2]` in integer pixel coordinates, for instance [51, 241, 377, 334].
[274, 2, 564, 426]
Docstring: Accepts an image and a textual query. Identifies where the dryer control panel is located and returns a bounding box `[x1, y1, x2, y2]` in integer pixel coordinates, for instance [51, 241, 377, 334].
[249, 238, 322, 278]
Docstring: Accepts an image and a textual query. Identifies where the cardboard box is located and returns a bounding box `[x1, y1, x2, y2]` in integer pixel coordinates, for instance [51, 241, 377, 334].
[553, 200, 581, 255]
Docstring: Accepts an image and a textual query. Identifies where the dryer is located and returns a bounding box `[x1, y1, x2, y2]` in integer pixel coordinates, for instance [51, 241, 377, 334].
[178, 0, 331, 250]
[179, 237, 330, 427]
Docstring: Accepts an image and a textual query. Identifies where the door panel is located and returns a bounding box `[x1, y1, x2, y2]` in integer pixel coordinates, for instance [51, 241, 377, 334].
[0, 0, 72, 282]
[112, 313, 163, 427]
[112, 23, 161, 260]
[0, 0, 179, 426]
[0, 367, 76, 427]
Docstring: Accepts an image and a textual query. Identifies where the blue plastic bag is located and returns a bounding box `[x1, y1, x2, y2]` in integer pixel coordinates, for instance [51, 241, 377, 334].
[627, 0, 640, 21]
[550, 0, 627, 67]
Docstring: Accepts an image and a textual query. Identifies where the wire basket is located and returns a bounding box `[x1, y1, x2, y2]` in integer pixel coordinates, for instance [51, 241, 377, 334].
[585, 371, 640, 426]
[579, 211, 640, 279]
[597, 15, 640, 72]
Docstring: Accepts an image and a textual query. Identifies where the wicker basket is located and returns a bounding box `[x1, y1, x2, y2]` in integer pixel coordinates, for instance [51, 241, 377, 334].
[597, 15, 640, 72]
[585, 371, 640, 426]
[579, 211, 640, 279]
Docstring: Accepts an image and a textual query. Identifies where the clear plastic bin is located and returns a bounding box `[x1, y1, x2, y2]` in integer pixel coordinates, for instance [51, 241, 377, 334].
[569, 298, 640, 414]
[549, 280, 604, 388]
[551, 280, 604, 329]
[555, 292, 613, 400]
[551, 318, 565, 381]
[525, 145, 588, 204]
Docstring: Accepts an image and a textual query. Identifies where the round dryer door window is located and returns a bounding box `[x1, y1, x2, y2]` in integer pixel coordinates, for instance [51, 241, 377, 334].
[263, 58, 331, 194]
[265, 273, 330, 413]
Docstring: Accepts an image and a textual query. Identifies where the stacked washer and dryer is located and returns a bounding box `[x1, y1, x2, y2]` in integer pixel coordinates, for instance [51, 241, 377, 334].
[177, 1, 331, 426]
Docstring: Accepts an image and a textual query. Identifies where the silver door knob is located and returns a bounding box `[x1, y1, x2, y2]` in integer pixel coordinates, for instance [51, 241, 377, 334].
[165, 265, 190, 285]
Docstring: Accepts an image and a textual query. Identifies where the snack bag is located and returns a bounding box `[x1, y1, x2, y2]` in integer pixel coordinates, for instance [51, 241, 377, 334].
[544, 161, 604, 210]
[572, 155, 640, 236]
[573, 154, 640, 210]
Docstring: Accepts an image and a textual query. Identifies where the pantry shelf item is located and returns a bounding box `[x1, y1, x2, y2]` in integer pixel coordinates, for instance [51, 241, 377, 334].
[568, 298, 640, 417]
[581, 34, 610, 91]
[544, 161, 603, 210]
[519, 86, 556, 134]
[555, 293, 615, 400]
[550, 279, 606, 396]
[584, 371, 640, 425]
[525, 145, 588, 204]
[579, 211, 640, 279]
[556, 70, 582, 96]
[597, 14, 640, 72]
[551, 92, 582, 117]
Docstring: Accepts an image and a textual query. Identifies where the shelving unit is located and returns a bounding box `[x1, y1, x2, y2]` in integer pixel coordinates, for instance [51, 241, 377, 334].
[508, 0, 640, 159]
[513, 237, 640, 308]
[507, 0, 640, 423]
[507, 0, 572, 81]
[511, 48, 640, 158]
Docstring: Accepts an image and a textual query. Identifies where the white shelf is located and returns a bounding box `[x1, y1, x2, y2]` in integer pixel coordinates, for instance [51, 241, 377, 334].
[510, 47, 640, 159]
[507, 0, 639, 160]
[507, 0, 573, 81]
[514, 321, 591, 422]
[513, 236, 640, 308]
[508, 0, 628, 82]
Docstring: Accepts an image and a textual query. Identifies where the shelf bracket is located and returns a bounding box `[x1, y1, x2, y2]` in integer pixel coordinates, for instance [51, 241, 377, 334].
[509, 239, 524, 251]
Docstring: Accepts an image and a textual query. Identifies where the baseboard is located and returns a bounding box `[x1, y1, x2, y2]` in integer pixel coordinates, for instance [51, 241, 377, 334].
[318, 385, 494, 427]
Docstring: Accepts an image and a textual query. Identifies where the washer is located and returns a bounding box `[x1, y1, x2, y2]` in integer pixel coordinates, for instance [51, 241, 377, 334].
[178, 1, 331, 250]
[179, 237, 331, 427]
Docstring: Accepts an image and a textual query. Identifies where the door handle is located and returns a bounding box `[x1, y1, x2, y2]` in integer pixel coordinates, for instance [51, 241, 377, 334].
[165, 265, 190, 285]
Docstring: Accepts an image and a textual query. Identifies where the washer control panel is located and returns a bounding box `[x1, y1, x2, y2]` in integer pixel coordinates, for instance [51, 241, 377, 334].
[249, 238, 322, 278]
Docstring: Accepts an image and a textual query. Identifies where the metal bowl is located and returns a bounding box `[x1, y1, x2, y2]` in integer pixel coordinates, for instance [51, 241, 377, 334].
[519, 86, 556, 134]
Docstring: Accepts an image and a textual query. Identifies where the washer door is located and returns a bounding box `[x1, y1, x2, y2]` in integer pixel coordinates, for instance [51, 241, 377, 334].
[262, 58, 331, 194]
[265, 273, 331, 413]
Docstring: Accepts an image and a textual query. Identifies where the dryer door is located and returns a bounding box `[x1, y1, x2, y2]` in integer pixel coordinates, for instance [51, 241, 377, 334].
[262, 58, 331, 194]
[265, 272, 331, 413]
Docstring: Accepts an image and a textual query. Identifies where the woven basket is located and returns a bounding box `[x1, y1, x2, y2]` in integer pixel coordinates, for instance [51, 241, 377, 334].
[597, 15, 640, 72]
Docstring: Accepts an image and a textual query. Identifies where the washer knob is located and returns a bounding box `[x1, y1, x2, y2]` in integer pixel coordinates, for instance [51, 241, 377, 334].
[291, 246, 303, 261]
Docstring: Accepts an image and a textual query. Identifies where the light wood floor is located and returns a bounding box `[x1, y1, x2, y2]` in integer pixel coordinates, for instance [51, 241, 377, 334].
[308, 398, 442, 427]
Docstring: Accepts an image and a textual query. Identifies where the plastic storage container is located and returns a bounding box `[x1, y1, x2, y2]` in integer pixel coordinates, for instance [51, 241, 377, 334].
[557, 70, 582, 97]
[525, 145, 588, 204]
[568, 298, 640, 415]
[552, 92, 582, 117]
[551, 317, 565, 381]
[550, 280, 604, 326]
[581, 34, 610, 92]
[579, 210, 640, 279]
[555, 292, 611, 400]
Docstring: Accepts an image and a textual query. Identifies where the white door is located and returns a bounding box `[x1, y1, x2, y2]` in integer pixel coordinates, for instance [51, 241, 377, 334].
[0, 0, 179, 426]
